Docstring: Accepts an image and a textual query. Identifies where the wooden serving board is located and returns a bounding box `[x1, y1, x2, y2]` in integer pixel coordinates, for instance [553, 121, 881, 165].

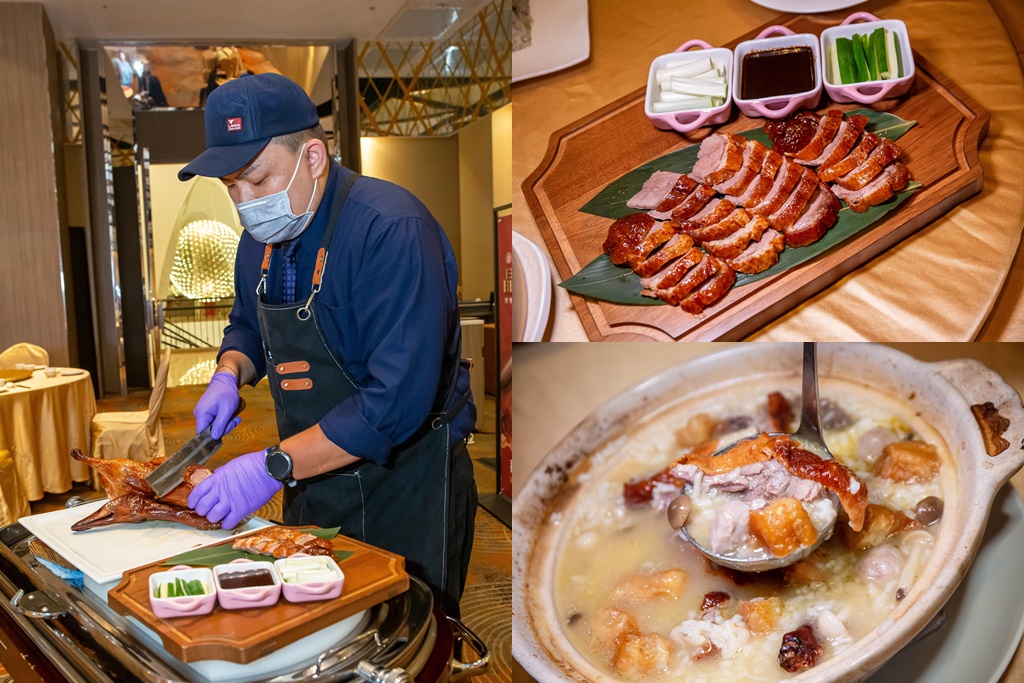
[523, 13, 989, 341]
[107, 528, 408, 663]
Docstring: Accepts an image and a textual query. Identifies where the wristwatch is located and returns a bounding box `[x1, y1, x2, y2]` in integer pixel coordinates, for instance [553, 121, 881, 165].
[265, 445, 297, 487]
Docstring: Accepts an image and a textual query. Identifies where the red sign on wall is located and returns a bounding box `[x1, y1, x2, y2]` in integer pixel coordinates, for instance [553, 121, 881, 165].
[497, 214, 512, 498]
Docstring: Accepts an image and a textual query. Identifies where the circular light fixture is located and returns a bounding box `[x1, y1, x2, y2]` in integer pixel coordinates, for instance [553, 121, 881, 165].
[169, 220, 238, 301]
[178, 359, 218, 386]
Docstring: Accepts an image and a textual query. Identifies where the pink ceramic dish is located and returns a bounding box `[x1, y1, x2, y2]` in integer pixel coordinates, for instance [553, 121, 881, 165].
[275, 553, 345, 603]
[821, 12, 916, 105]
[213, 558, 282, 610]
[645, 40, 733, 134]
[148, 565, 216, 619]
[732, 26, 822, 119]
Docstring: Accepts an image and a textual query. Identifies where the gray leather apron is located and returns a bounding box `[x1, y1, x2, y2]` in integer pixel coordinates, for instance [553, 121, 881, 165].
[255, 172, 476, 617]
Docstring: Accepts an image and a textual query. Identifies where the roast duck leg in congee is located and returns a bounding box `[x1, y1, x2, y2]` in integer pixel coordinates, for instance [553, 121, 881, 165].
[69, 449, 220, 531]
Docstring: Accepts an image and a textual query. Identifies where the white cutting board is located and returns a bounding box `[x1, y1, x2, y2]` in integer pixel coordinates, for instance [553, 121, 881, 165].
[20, 500, 272, 584]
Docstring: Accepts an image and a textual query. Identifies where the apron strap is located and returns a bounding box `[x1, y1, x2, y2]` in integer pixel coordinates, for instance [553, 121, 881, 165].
[430, 383, 472, 430]
[298, 171, 360, 320]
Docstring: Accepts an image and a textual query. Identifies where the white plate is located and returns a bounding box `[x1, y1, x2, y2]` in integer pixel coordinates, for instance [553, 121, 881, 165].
[749, 0, 865, 13]
[61, 369, 84, 375]
[33, 365, 45, 370]
[512, 231, 552, 342]
[20, 500, 272, 584]
[868, 484, 1024, 683]
[511, 0, 590, 84]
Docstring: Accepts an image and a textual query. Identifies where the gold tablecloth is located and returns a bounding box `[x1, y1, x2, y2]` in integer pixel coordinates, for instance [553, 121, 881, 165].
[0, 369, 96, 500]
[512, 0, 1024, 340]
[512, 343, 1024, 682]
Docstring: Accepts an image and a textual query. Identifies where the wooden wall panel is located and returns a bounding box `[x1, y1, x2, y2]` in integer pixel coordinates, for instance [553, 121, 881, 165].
[0, 3, 71, 366]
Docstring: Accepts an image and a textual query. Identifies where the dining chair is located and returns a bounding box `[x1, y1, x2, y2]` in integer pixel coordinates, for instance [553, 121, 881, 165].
[0, 343, 49, 368]
[90, 349, 171, 467]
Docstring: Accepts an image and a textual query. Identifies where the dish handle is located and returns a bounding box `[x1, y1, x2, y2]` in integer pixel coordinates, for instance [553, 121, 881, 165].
[837, 81, 902, 105]
[841, 11, 884, 25]
[755, 25, 796, 40]
[674, 39, 713, 52]
[661, 109, 719, 134]
[932, 358, 1024, 488]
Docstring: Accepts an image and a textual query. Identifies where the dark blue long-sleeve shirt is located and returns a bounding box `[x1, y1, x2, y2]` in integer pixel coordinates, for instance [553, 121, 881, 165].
[219, 161, 475, 465]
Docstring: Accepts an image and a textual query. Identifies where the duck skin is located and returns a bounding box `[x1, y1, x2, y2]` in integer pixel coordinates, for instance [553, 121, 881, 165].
[70, 449, 212, 508]
[70, 493, 221, 531]
[69, 449, 216, 530]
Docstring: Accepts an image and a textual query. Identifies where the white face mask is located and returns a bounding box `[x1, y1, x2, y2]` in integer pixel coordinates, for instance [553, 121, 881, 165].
[235, 143, 318, 244]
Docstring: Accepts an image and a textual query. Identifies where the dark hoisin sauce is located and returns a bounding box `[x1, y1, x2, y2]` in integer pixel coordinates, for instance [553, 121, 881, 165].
[219, 568, 275, 590]
[741, 46, 815, 100]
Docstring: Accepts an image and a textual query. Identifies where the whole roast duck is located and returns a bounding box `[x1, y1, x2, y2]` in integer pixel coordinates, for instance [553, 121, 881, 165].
[69, 450, 220, 531]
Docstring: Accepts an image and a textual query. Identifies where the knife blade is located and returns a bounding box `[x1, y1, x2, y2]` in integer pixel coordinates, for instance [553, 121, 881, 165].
[145, 397, 246, 498]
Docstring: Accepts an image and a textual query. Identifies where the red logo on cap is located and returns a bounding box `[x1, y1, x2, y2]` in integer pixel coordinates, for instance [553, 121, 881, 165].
[227, 117, 242, 132]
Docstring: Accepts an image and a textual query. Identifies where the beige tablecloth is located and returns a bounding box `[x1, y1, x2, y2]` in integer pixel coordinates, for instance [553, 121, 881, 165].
[512, 343, 1024, 683]
[0, 369, 96, 500]
[512, 0, 1024, 340]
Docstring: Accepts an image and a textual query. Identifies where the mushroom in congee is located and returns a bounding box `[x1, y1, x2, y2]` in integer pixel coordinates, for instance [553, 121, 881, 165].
[548, 379, 948, 681]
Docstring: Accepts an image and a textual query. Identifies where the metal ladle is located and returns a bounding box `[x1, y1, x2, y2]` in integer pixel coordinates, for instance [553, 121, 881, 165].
[675, 342, 841, 572]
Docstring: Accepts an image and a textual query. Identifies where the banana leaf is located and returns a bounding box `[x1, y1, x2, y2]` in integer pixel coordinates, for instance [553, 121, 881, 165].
[562, 109, 920, 304]
[162, 527, 354, 566]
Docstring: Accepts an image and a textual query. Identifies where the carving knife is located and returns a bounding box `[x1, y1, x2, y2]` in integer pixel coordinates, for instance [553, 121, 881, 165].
[145, 397, 246, 498]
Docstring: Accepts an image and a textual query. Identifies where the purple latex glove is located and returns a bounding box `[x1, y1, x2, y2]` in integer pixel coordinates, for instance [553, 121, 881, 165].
[188, 451, 282, 529]
[194, 371, 241, 439]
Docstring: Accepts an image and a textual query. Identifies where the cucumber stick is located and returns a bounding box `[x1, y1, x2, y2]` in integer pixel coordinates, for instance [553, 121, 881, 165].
[835, 38, 855, 85]
[852, 35, 871, 82]
[869, 28, 889, 79]
[893, 32, 904, 78]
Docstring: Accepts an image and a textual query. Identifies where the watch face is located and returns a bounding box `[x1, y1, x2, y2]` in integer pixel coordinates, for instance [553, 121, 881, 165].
[266, 449, 292, 480]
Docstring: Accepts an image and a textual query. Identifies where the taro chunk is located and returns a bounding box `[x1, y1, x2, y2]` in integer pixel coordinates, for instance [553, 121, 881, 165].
[749, 497, 818, 557]
[612, 568, 686, 604]
[873, 441, 940, 483]
[613, 631, 671, 678]
[738, 597, 783, 635]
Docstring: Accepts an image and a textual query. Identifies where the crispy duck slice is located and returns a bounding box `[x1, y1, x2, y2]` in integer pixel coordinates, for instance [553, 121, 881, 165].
[810, 115, 868, 167]
[69, 449, 211, 508]
[782, 183, 841, 247]
[834, 137, 901, 191]
[767, 170, 820, 231]
[678, 258, 736, 314]
[684, 208, 752, 243]
[639, 247, 705, 291]
[734, 171, 776, 209]
[760, 149, 786, 179]
[636, 233, 696, 278]
[673, 198, 735, 233]
[602, 214, 673, 269]
[832, 161, 910, 212]
[690, 133, 746, 185]
[714, 140, 768, 195]
[651, 175, 699, 213]
[643, 251, 718, 305]
[233, 527, 334, 558]
[702, 215, 769, 260]
[818, 132, 880, 182]
[626, 171, 682, 210]
[654, 184, 716, 221]
[728, 228, 786, 274]
[71, 493, 222, 531]
[793, 109, 844, 162]
[749, 160, 804, 217]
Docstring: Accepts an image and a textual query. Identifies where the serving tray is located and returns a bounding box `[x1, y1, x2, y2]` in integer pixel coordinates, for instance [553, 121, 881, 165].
[522, 13, 989, 341]
[107, 527, 409, 663]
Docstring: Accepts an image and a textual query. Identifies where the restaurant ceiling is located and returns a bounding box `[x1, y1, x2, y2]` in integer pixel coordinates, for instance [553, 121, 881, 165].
[0, 0, 490, 42]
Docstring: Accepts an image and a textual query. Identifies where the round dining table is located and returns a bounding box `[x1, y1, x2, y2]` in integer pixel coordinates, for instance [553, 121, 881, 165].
[512, 342, 1024, 683]
[0, 368, 96, 501]
[512, 0, 1024, 340]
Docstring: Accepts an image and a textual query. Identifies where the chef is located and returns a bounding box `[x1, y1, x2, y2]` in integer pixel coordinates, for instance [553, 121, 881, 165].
[178, 73, 477, 617]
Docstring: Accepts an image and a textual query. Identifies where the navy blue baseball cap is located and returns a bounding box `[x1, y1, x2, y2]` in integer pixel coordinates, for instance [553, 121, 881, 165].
[178, 72, 319, 181]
